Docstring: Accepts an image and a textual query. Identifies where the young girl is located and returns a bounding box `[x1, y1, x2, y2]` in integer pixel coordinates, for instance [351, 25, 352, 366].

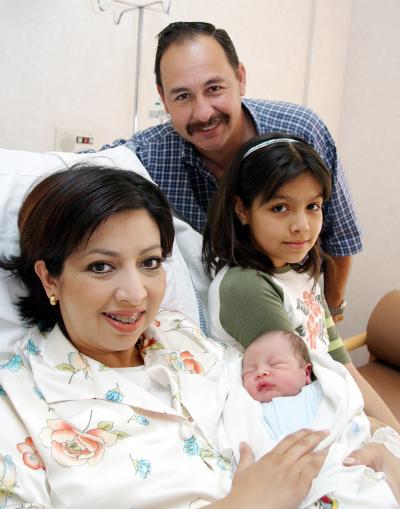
[203, 132, 400, 431]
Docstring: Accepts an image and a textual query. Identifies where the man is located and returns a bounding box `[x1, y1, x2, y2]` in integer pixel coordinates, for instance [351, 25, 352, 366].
[105, 21, 362, 319]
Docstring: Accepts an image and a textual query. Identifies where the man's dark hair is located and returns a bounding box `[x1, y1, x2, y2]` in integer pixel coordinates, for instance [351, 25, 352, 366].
[155, 21, 239, 87]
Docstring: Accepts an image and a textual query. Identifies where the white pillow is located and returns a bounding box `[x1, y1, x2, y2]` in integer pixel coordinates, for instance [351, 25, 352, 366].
[0, 146, 205, 352]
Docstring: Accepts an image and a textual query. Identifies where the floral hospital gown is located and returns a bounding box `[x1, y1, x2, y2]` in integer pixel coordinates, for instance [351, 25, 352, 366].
[0, 311, 239, 509]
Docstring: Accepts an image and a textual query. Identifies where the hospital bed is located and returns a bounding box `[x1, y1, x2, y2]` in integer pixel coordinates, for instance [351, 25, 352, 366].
[1, 145, 398, 421]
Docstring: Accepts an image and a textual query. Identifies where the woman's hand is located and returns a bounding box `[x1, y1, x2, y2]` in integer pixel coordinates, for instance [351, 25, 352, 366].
[213, 429, 328, 509]
[344, 442, 400, 503]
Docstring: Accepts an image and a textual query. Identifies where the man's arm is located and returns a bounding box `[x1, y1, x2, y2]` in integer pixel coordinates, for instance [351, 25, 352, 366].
[323, 255, 352, 322]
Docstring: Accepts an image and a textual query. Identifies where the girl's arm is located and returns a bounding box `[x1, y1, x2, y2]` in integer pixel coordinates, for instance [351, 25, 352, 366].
[344, 440, 400, 503]
[323, 295, 399, 431]
[345, 361, 400, 433]
[210, 429, 328, 509]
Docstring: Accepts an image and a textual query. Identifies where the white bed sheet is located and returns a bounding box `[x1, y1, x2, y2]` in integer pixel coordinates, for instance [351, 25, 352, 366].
[0, 146, 207, 352]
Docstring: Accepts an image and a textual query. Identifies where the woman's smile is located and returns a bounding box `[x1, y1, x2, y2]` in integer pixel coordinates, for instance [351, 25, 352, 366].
[102, 309, 146, 332]
[42, 209, 166, 367]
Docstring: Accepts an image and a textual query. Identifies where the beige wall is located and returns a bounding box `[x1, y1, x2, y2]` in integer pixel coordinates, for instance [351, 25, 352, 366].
[338, 0, 400, 337]
[0, 0, 351, 150]
[0, 1, 136, 151]
[0, 0, 399, 337]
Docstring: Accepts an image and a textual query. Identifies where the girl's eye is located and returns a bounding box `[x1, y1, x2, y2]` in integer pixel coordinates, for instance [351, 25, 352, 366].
[308, 203, 322, 211]
[88, 262, 113, 274]
[142, 257, 163, 270]
[272, 204, 288, 213]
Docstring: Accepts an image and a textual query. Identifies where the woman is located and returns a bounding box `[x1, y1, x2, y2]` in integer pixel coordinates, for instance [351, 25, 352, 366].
[0, 164, 397, 509]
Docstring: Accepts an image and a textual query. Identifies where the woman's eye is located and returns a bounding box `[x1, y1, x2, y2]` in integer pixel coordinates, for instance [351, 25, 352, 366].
[308, 203, 322, 211]
[88, 262, 113, 274]
[142, 257, 163, 270]
[272, 204, 288, 213]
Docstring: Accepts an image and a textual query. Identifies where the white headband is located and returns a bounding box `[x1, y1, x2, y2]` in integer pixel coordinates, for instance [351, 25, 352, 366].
[242, 138, 299, 159]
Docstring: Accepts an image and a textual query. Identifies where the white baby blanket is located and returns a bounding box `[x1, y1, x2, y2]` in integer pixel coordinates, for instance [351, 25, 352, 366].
[261, 380, 323, 441]
[222, 350, 399, 508]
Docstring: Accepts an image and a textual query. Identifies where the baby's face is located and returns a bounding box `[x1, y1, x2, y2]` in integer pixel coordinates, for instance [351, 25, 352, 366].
[242, 334, 311, 403]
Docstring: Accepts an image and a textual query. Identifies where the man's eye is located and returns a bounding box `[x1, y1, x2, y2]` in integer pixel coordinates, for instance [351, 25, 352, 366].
[88, 262, 113, 274]
[175, 93, 189, 101]
[142, 257, 163, 270]
[208, 85, 222, 93]
[272, 204, 288, 213]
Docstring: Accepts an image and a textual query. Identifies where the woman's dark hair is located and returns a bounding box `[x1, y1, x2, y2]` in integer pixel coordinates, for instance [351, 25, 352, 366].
[203, 133, 332, 279]
[0, 163, 174, 332]
[155, 21, 239, 88]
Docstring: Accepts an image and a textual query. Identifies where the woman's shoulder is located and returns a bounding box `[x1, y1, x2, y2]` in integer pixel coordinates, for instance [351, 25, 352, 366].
[0, 325, 75, 384]
[150, 309, 233, 362]
[0, 327, 42, 367]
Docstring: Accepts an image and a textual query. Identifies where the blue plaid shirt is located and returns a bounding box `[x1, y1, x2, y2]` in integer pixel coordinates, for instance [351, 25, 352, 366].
[103, 98, 362, 257]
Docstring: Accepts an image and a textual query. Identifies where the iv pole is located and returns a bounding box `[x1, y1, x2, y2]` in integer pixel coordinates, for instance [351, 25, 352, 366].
[97, 0, 171, 133]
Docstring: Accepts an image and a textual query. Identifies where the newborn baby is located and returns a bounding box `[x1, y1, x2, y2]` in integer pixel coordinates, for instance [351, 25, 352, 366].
[242, 330, 321, 439]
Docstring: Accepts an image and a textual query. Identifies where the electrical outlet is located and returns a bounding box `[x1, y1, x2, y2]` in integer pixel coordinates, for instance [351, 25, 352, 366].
[55, 127, 95, 153]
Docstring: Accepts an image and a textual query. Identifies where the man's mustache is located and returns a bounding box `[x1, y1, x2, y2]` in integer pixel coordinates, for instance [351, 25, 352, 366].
[186, 113, 229, 136]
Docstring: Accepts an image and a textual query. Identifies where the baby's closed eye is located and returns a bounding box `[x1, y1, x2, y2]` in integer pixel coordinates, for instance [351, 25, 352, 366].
[242, 369, 254, 378]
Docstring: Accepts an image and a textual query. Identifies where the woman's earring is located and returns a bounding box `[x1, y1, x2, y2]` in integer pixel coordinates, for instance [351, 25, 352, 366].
[49, 295, 57, 306]
[241, 218, 247, 226]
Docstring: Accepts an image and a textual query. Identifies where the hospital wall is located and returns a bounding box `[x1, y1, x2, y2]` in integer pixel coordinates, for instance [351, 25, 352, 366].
[0, 0, 399, 339]
[0, 0, 350, 150]
[338, 0, 400, 338]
